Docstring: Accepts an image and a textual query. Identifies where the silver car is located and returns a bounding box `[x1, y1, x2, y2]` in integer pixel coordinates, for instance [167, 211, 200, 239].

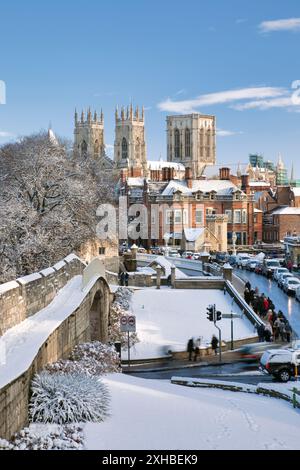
[277, 272, 294, 288]
[283, 277, 300, 295]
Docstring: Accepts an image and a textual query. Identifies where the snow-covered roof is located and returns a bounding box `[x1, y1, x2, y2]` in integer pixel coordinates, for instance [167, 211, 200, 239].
[249, 181, 271, 187]
[127, 177, 145, 187]
[184, 228, 205, 242]
[161, 179, 241, 197]
[272, 207, 300, 215]
[254, 208, 263, 213]
[291, 188, 300, 197]
[148, 161, 185, 171]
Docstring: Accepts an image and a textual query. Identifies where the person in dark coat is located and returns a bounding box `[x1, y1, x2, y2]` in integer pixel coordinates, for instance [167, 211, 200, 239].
[257, 323, 265, 342]
[119, 271, 125, 286]
[124, 272, 129, 287]
[187, 338, 194, 361]
[245, 281, 251, 291]
[244, 288, 251, 305]
[211, 335, 219, 355]
[285, 323, 292, 343]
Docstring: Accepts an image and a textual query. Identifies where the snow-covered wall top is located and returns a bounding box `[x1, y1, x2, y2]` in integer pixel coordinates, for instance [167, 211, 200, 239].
[0, 254, 86, 337]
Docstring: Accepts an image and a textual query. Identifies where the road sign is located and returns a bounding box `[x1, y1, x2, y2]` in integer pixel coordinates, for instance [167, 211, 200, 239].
[120, 315, 136, 333]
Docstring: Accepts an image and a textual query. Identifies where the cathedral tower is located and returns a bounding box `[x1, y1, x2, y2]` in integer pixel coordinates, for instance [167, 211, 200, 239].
[74, 108, 105, 159]
[114, 104, 147, 174]
[166, 113, 216, 178]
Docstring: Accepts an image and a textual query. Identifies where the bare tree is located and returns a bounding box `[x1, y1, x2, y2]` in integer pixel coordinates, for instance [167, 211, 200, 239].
[0, 132, 116, 282]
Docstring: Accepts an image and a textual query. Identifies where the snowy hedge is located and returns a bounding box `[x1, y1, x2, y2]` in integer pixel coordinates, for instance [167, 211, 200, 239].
[45, 341, 121, 376]
[109, 287, 139, 347]
[29, 372, 110, 425]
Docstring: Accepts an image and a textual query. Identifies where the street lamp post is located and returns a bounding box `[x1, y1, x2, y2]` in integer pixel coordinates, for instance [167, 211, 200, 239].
[230, 297, 235, 350]
[232, 231, 237, 256]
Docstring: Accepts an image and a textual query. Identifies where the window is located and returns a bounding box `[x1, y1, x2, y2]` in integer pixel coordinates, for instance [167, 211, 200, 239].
[235, 232, 242, 245]
[183, 209, 188, 224]
[166, 210, 172, 224]
[174, 210, 182, 224]
[81, 140, 87, 156]
[122, 137, 128, 160]
[242, 209, 247, 224]
[195, 209, 203, 225]
[242, 232, 247, 245]
[185, 129, 191, 157]
[99, 247, 106, 255]
[225, 210, 232, 223]
[174, 129, 180, 159]
[234, 210, 241, 224]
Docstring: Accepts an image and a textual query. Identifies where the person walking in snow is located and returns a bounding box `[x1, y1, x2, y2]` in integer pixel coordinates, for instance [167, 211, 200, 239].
[194, 337, 201, 362]
[124, 272, 129, 287]
[211, 335, 219, 355]
[187, 338, 194, 362]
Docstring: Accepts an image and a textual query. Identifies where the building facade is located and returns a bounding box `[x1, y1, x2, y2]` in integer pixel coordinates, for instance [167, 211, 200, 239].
[166, 114, 216, 179]
[114, 105, 147, 174]
[74, 108, 105, 160]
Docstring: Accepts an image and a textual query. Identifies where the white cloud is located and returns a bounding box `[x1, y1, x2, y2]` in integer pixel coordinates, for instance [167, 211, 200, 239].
[158, 87, 285, 114]
[259, 18, 300, 33]
[217, 129, 243, 137]
[232, 95, 300, 111]
[0, 131, 14, 138]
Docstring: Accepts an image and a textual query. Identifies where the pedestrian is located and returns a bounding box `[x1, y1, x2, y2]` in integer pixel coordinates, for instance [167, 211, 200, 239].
[244, 288, 251, 305]
[194, 337, 201, 362]
[187, 338, 194, 362]
[124, 272, 129, 287]
[267, 309, 274, 326]
[245, 281, 251, 291]
[278, 320, 286, 342]
[263, 296, 269, 315]
[257, 323, 265, 342]
[255, 286, 259, 296]
[211, 335, 219, 355]
[264, 323, 273, 342]
[120, 271, 125, 286]
[267, 297, 275, 311]
[285, 323, 292, 343]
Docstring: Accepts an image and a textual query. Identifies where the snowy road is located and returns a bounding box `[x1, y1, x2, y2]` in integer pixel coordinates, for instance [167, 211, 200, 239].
[85, 374, 300, 450]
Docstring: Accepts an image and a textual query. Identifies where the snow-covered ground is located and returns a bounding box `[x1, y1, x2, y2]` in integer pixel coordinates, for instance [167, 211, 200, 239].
[85, 374, 300, 450]
[128, 289, 257, 360]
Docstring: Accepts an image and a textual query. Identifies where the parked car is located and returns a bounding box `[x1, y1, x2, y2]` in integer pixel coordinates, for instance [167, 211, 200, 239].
[254, 262, 264, 275]
[215, 252, 228, 265]
[262, 259, 281, 277]
[278, 272, 294, 288]
[228, 255, 238, 266]
[282, 277, 300, 295]
[260, 348, 300, 382]
[168, 249, 181, 258]
[182, 251, 194, 259]
[273, 267, 289, 282]
[236, 254, 252, 268]
[245, 259, 259, 271]
[192, 252, 202, 260]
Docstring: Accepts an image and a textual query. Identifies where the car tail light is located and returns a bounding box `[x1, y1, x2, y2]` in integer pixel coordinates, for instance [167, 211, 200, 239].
[266, 362, 270, 370]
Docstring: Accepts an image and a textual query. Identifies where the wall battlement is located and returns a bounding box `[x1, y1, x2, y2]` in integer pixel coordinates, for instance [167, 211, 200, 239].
[0, 254, 85, 337]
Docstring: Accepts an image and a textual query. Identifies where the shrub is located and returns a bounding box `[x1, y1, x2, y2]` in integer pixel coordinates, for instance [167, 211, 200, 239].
[29, 372, 110, 425]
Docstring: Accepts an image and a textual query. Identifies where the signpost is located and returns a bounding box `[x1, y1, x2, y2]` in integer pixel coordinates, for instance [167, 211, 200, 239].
[120, 315, 136, 368]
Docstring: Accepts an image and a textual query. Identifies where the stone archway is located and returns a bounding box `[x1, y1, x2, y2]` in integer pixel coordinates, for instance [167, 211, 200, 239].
[89, 279, 110, 343]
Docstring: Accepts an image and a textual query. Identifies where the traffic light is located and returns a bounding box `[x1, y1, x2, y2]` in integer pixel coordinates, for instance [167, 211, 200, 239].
[216, 311, 222, 322]
[207, 305, 215, 322]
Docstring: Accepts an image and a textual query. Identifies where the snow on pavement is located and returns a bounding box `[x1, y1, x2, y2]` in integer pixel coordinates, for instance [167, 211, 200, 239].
[85, 374, 300, 450]
[129, 289, 257, 360]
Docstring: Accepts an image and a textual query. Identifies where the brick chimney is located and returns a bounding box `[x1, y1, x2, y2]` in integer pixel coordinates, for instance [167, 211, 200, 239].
[219, 167, 230, 180]
[185, 167, 193, 188]
[241, 174, 250, 194]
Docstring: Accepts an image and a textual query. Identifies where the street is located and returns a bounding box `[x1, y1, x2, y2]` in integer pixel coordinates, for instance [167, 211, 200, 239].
[127, 361, 274, 385]
[234, 269, 300, 336]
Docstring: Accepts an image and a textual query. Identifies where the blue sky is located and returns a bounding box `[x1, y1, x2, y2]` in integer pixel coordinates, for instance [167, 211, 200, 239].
[0, 0, 300, 175]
